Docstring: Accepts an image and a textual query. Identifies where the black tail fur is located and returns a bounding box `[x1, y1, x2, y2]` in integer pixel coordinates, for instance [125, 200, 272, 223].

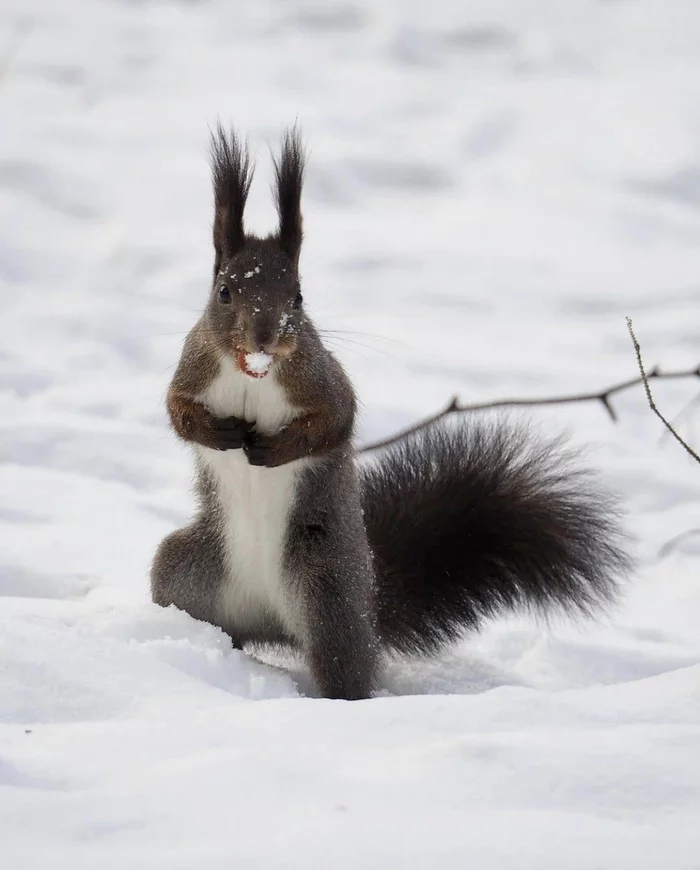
[360, 420, 630, 655]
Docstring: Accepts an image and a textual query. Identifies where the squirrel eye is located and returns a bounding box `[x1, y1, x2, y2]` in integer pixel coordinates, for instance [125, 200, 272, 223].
[218, 285, 232, 304]
[293, 292, 303, 309]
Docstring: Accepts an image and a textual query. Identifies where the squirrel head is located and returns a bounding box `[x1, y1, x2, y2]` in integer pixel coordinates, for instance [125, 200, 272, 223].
[205, 125, 306, 371]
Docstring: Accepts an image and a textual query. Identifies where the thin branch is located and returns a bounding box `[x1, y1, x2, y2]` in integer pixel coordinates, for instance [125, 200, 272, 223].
[658, 391, 700, 446]
[360, 362, 700, 453]
[626, 318, 700, 465]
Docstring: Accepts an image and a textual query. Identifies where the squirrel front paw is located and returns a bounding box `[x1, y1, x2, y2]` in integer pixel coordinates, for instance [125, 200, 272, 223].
[243, 432, 280, 467]
[208, 415, 254, 451]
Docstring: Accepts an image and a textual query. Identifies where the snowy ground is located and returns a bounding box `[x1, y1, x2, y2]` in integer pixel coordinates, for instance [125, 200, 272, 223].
[2, 1, 700, 867]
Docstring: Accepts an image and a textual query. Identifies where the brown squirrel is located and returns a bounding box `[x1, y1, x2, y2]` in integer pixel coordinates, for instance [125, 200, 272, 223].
[150, 125, 629, 700]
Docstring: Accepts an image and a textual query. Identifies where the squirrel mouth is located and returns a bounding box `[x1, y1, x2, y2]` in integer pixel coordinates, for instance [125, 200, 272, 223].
[237, 350, 274, 379]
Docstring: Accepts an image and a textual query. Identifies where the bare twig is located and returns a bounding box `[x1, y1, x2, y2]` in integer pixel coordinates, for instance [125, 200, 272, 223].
[360, 362, 700, 453]
[626, 318, 700, 465]
[658, 391, 700, 446]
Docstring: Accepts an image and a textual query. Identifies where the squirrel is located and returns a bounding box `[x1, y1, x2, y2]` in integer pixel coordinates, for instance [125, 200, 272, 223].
[150, 125, 630, 700]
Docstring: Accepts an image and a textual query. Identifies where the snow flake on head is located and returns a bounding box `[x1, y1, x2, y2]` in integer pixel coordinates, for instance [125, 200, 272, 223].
[243, 265, 263, 279]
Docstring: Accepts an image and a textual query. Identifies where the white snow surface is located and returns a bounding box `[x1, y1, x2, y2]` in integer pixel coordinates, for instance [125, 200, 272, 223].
[2, 1, 700, 867]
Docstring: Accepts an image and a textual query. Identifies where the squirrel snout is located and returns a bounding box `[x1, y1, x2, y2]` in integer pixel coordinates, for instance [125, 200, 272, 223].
[239, 312, 296, 357]
[247, 320, 280, 355]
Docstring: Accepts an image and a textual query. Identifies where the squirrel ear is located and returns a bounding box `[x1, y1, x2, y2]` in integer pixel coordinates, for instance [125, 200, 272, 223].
[209, 123, 254, 270]
[273, 125, 305, 263]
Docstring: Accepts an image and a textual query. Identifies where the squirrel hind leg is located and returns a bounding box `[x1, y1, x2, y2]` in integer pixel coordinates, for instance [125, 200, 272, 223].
[303, 585, 378, 700]
[286, 529, 379, 699]
[150, 521, 238, 643]
[286, 465, 380, 700]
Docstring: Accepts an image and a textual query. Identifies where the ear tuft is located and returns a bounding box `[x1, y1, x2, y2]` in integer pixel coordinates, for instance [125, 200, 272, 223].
[273, 125, 305, 262]
[209, 123, 254, 269]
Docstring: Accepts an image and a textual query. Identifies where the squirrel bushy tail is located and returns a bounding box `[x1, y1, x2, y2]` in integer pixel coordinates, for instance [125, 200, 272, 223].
[361, 420, 630, 655]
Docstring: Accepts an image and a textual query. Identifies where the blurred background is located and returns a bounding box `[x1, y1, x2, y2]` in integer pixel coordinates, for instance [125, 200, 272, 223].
[1, 0, 699, 643]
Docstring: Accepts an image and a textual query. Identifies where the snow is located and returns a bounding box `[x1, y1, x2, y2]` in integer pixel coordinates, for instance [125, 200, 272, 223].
[243, 351, 273, 375]
[2, 0, 700, 868]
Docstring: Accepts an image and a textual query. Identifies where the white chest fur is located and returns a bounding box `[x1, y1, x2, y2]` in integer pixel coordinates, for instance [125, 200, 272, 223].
[195, 355, 306, 636]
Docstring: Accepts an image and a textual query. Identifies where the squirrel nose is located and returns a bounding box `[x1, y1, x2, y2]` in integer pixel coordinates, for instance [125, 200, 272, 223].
[251, 321, 278, 354]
